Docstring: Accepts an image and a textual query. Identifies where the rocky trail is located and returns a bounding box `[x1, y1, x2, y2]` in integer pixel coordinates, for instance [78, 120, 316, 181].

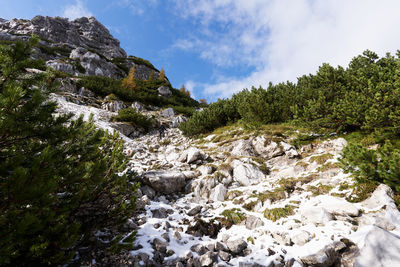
[3, 15, 399, 267]
[54, 91, 400, 267]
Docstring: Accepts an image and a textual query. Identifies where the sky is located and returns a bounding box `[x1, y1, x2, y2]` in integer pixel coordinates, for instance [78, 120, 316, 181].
[1, 0, 400, 102]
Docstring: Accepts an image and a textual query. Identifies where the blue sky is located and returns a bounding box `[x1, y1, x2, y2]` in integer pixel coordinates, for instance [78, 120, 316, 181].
[2, 0, 400, 102]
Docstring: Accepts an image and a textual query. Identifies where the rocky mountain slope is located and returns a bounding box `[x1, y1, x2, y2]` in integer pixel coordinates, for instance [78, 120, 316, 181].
[2, 16, 400, 267]
[0, 15, 159, 79]
[56, 92, 400, 266]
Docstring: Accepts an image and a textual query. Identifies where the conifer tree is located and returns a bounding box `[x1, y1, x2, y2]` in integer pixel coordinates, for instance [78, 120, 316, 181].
[122, 65, 137, 90]
[0, 37, 138, 265]
[158, 67, 165, 80]
[180, 84, 190, 97]
[148, 70, 155, 81]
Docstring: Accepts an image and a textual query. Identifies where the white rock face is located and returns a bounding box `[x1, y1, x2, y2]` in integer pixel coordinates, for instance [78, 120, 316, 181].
[209, 184, 227, 201]
[300, 206, 334, 225]
[232, 160, 264, 186]
[317, 195, 360, 217]
[290, 230, 311, 246]
[252, 137, 284, 158]
[354, 226, 400, 267]
[231, 140, 255, 157]
[162, 108, 175, 117]
[102, 100, 127, 112]
[186, 147, 203, 164]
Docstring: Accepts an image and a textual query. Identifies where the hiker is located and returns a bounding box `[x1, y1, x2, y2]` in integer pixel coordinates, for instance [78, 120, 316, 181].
[159, 124, 167, 139]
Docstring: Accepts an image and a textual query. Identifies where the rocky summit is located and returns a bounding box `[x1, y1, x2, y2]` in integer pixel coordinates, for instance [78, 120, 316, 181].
[2, 16, 400, 267]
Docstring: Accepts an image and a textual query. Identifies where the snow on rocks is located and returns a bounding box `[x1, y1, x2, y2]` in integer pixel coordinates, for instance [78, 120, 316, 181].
[141, 170, 198, 194]
[51, 92, 400, 266]
[232, 160, 265, 186]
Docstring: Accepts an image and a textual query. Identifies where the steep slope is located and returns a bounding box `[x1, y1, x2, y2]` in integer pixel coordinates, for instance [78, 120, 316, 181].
[2, 16, 400, 267]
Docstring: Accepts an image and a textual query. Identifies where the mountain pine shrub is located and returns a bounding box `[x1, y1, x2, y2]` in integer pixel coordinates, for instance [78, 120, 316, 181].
[0, 37, 138, 265]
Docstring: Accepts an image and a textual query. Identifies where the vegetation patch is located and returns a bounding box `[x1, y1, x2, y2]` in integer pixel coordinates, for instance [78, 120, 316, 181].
[317, 162, 340, 172]
[307, 184, 334, 196]
[221, 208, 247, 225]
[345, 182, 378, 203]
[263, 205, 296, 222]
[112, 108, 153, 132]
[243, 200, 258, 211]
[309, 153, 334, 164]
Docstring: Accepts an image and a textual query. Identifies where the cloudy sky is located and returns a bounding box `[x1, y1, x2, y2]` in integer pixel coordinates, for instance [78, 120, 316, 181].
[1, 0, 400, 101]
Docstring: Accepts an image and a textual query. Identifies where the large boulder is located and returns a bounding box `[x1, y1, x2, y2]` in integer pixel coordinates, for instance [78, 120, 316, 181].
[300, 206, 334, 225]
[157, 86, 172, 97]
[300, 241, 345, 266]
[186, 147, 204, 164]
[232, 160, 264, 186]
[353, 226, 400, 267]
[252, 136, 285, 159]
[111, 122, 141, 138]
[209, 184, 227, 201]
[317, 195, 360, 217]
[226, 239, 248, 255]
[141, 170, 198, 194]
[231, 139, 256, 157]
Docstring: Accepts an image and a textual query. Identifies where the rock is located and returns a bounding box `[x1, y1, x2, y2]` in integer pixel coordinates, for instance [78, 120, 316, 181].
[162, 108, 175, 117]
[152, 208, 169, 218]
[252, 137, 285, 158]
[171, 115, 187, 128]
[209, 184, 227, 201]
[226, 239, 248, 255]
[193, 177, 218, 199]
[187, 206, 202, 216]
[152, 238, 168, 254]
[78, 87, 95, 97]
[174, 231, 182, 241]
[280, 142, 299, 158]
[300, 206, 334, 225]
[289, 230, 311, 246]
[300, 245, 339, 266]
[231, 139, 256, 157]
[245, 215, 264, 230]
[131, 101, 146, 111]
[239, 262, 271, 267]
[199, 251, 218, 266]
[190, 244, 207, 256]
[102, 100, 127, 112]
[232, 160, 264, 186]
[141, 185, 156, 199]
[187, 147, 203, 164]
[353, 226, 400, 266]
[46, 60, 75, 75]
[158, 86, 172, 97]
[197, 165, 214, 176]
[318, 196, 360, 217]
[272, 231, 292, 246]
[111, 122, 140, 138]
[142, 171, 197, 194]
[218, 250, 231, 262]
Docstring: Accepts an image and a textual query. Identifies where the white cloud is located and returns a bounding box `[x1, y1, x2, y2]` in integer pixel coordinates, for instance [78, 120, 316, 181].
[173, 0, 400, 99]
[63, 0, 93, 20]
[184, 80, 197, 99]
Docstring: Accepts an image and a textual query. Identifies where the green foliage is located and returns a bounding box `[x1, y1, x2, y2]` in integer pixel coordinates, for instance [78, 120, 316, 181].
[113, 108, 153, 132]
[341, 142, 400, 192]
[263, 205, 296, 222]
[172, 105, 195, 117]
[37, 44, 71, 57]
[77, 75, 198, 109]
[221, 208, 246, 224]
[0, 37, 138, 265]
[181, 49, 400, 136]
[127, 55, 157, 71]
